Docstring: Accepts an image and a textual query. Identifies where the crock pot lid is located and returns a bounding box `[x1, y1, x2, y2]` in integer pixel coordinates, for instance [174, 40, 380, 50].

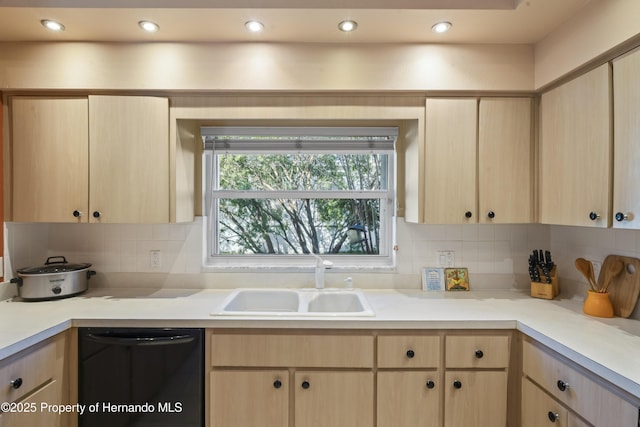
[17, 258, 92, 274]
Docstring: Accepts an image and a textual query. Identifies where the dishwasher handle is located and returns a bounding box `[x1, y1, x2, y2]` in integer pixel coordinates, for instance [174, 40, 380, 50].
[86, 333, 195, 346]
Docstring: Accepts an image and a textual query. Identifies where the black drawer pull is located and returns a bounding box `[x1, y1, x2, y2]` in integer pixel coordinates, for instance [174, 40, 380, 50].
[556, 380, 570, 392]
[273, 379, 282, 389]
[547, 411, 559, 422]
[10, 378, 23, 389]
[406, 349, 415, 358]
[426, 380, 435, 389]
[453, 380, 462, 389]
[301, 380, 310, 389]
[475, 349, 484, 359]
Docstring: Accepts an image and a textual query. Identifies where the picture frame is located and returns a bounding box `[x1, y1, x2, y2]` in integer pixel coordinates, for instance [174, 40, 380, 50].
[422, 267, 445, 291]
[445, 268, 470, 291]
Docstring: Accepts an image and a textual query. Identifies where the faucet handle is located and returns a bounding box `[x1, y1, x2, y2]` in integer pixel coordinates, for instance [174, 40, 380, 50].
[344, 277, 353, 290]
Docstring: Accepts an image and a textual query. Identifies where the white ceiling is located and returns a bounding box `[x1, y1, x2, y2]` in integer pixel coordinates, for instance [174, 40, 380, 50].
[0, 0, 593, 44]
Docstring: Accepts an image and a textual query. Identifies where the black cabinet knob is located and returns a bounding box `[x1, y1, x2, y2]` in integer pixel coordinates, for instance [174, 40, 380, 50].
[615, 212, 630, 222]
[73, 210, 82, 218]
[10, 377, 23, 389]
[556, 380, 569, 392]
[547, 411, 559, 423]
[453, 380, 462, 389]
[426, 380, 435, 389]
[273, 379, 282, 389]
[589, 212, 600, 221]
[475, 349, 484, 359]
[487, 211, 495, 219]
[465, 211, 473, 219]
[406, 349, 415, 358]
[92, 211, 101, 219]
[301, 380, 310, 389]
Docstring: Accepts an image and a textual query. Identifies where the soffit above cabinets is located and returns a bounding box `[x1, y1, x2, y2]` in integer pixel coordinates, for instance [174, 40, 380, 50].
[0, 0, 593, 44]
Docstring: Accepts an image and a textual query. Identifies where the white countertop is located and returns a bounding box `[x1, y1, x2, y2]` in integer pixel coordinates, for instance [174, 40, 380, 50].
[2, 287, 640, 399]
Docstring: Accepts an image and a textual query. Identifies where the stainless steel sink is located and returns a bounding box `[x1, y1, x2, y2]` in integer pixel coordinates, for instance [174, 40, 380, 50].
[214, 288, 374, 317]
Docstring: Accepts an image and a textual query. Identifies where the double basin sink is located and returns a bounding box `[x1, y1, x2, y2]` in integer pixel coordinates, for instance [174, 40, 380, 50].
[214, 288, 374, 317]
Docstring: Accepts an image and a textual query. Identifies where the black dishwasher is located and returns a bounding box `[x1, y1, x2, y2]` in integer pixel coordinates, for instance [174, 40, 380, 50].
[78, 327, 204, 427]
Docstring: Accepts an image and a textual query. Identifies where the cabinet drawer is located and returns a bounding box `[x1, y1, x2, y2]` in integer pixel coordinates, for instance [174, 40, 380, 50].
[522, 378, 568, 427]
[377, 335, 440, 368]
[445, 335, 510, 368]
[522, 340, 638, 426]
[0, 340, 59, 404]
[211, 333, 374, 368]
[1, 379, 62, 427]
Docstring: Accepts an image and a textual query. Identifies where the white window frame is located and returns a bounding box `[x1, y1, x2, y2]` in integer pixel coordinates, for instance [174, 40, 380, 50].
[202, 126, 397, 271]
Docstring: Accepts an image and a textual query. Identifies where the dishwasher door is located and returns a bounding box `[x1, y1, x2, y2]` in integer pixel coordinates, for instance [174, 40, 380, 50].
[78, 327, 204, 427]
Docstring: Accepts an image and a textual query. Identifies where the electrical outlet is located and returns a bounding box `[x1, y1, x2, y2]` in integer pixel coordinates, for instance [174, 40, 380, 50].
[150, 250, 161, 268]
[437, 250, 455, 268]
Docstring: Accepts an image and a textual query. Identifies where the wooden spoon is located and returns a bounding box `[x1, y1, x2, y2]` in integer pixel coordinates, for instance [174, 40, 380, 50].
[601, 259, 625, 293]
[575, 258, 598, 291]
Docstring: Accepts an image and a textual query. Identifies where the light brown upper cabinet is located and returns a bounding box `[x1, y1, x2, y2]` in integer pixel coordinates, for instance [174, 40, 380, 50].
[11, 95, 170, 223]
[88, 95, 169, 223]
[415, 97, 532, 224]
[478, 98, 533, 224]
[424, 98, 477, 224]
[11, 97, 90, 223]
[539, 64, 611, 227]
[612, 47, 640, 229]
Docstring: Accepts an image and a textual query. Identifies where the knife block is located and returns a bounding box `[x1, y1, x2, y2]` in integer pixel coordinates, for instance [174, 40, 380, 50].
[530, 266, 558, 300]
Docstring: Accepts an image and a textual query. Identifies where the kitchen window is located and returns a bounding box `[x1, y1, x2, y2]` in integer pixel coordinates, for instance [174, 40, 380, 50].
[202, 126, 397, 269]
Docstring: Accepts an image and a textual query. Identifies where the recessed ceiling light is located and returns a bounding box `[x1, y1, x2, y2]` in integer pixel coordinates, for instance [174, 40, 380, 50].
[138, 20, 159, 33]
[41, 19, 65, 32]
[338, 20, 358, 32]
[245, 20, 264, 33]
[431, 21, 452, 34]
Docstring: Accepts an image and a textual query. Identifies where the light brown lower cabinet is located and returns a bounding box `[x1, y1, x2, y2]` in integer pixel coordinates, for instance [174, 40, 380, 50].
[522, 338, 639, 427]
[210, 370, 289, 427]
[0, 332, 67, 427]
[209, 331, 375, 427]
[444, 370, 508, 427]
[209, 330, 514, 427]
[522, 378, 590, 427]
[377, 371, 440, 427]
[294, 371, 373, 427]
[1, 379, 62, 427]
[207, 330, 640, 427]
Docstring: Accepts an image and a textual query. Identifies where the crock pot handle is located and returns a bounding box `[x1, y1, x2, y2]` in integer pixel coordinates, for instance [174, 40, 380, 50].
[45, 256, 68, 265]
[9, 277, 23, 287]
[87, 270, 97, 279]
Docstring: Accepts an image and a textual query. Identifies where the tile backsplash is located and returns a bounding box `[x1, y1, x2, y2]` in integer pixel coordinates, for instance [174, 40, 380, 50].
[4, 219, 640, 300]
[5, 218, 548, 291]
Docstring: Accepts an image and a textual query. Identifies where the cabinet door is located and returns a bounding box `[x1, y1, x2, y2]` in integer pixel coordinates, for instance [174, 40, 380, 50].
[377, 371, 440, 427]
[522, 378, 568, 427]
[88, 95, 169, 223]
[444, 371, 507, 427]
[479, 98, 532, 223]
[210, 370, 289, 427]
[295, 371, 373, 427]
[539, 64, 611, 227]
[11, 97, 89, 222]
[424, 98, 477, 224]
[2, 380, 61, 427]
[612, 47, 640, 229]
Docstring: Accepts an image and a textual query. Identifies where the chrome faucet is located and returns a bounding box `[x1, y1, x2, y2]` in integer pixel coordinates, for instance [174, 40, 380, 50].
[310, 253, 333, 289]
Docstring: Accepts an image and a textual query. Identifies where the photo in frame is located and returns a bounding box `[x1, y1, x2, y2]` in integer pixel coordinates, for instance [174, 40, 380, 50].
[422, 267, 445, 291]
[445, 268, 470, 291]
